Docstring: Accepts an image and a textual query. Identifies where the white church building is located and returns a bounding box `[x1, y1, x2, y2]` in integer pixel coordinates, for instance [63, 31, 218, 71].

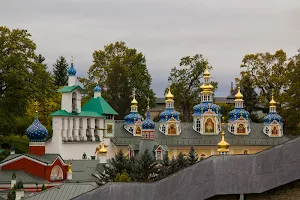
[46, 61, 118, 159]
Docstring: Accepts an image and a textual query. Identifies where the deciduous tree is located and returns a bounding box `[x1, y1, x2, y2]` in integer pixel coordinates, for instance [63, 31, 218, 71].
[78, 41, 155, 119]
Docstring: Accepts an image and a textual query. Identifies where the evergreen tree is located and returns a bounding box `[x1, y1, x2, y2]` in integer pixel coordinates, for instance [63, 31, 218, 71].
[41, 184, 46, 191]
[99, 150, 131, 183]
[176, 152, 189, 171]
[187, 146, 198, 166]
[133, 149, 157, 182]
[53, 56, 68, 87]
[114, 170, 131, 182]
[158, 153, 171, 179]
[7, 186, 16, 200]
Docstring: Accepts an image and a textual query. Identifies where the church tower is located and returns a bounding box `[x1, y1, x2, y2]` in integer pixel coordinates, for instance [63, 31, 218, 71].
[193, 66, 222, 135]
[228, 86, 250, 135]
[26, 101, 48, 156]
[124, 88, 142, 136]
[263, 95, 283, 137]
[159, 87, 181, 135]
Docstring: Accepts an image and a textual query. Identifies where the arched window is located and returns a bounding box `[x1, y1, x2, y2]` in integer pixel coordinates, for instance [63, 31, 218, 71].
[230, 124, 234, 133]
[196, 118, 201, 132]
[72, 92, 77, 113]
[265, 127, 269, 134]
[128, 127, 134, 133]
[161, 125, 166, 133]
[50, 165, 63, 181]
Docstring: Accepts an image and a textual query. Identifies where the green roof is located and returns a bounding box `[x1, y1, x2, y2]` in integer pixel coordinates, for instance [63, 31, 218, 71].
[81, 97, 118, 116]
[50, 110, 74, 116]
[0, 170, 46, 184]
[57, 85, 83, 93]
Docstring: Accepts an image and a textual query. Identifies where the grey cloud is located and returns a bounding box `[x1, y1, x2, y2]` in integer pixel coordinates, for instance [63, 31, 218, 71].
[1, 0, 300, 97]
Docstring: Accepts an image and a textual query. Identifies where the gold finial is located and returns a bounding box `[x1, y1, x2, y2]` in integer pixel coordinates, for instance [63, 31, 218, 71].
[68, 162, 72, 173]
[203, 65, 211, 77]
[200, 65, 214, 93]
[34, 100, 40, 113]
[235, 85, 243, 100]
[217, 130, 230, 152]
[165, 87, 174, 102]
[131, 87, 138, 105]
[99, 142, 108, 155]
[147, 97, 150, 109]
[269, 93, 276, 107]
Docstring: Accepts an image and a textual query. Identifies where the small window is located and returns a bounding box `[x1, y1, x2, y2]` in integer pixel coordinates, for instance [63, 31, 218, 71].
[265, 127, 269, 134]
[129, 127, 134, 133]
[156, 150, 162, 160]
[230, 124, 234, 133]
[162, 125, 166, 133]
[196, 118, 201, 132]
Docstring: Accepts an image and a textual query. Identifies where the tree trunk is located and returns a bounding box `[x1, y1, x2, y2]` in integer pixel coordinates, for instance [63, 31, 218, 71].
[182, 105, 190, 122]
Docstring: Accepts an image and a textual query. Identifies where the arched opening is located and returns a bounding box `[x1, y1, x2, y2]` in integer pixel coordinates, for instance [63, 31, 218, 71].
[50, 165, 63, 181]
[196, 118, 201, 132]
[72, 92, 77, 113]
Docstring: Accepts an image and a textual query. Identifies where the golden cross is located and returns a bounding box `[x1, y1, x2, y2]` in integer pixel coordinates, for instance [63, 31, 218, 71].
[34, 100, 40, 113]
[147, 96, 150, 108]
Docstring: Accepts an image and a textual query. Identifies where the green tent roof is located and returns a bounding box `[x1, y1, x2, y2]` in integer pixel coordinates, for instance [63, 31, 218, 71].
[81, 97, 118, 116]
[57, 85, 83, 93]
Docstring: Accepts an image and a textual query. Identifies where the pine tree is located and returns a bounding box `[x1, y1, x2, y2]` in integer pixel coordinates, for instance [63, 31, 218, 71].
[158, 153, 171, 179]
[53, 56, 68, 87]
[41, 184, 46, 191]
[114, 170, 131, 182]
[133, 149, 158, 182]
[176, 152, 189, 171]
[187, 146, 198, 166]
[7, 186, 16, 200]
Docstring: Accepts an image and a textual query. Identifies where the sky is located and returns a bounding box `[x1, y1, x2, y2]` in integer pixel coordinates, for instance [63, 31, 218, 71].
[1, 0, 300, 97]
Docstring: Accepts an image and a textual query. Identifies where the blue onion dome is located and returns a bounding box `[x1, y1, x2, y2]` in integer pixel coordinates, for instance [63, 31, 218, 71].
[94, 83, 101, 92]
[229, 108, 250, 122]
[68, 62, 76, 76]
[159, 109, 180, 122]
[193, 102, 221, 116]
[26, 115, 48, 141]
[124, 113, 142, 124]
[142, 109, 155, 129]
[264, 113, 283, 124]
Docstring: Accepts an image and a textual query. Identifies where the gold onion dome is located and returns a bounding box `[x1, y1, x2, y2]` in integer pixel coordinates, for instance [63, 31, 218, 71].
[165, 87, 174, 102]
[269, 95, 276, 107]
[131, 88, 138, 105]
[99, 142, 108, 155]
[200, 66, 214, 92]
[217, 131, 230, 152]
[235, 86, 243, 100]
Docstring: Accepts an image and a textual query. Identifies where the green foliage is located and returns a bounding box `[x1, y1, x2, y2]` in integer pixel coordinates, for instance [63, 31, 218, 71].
[78, 41, 155, 119]
[114, 170, 131, 182]
[0, 135, 29, 156]
[41, 184, 46, 191]
[168, 54, 218, 122]
[53, 56, 68, 87]
[7, 187, 16, 200]
[99, 150, 133, 183]
[240, 49, 288, 106]
[152, 113, 160, 122]
[217, 103, 234, 123]
[133, 149, 158, 182]
[0, 26, 56, 136]
[187, 146, 198, 165]
[16, 181, 23, 189]
[280, 50, 300, 134]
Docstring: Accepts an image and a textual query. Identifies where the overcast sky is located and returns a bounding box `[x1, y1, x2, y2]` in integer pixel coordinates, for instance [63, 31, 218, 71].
[1, 0, 300, 96]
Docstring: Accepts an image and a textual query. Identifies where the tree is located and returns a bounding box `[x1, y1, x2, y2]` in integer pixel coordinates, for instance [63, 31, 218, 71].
[0, 26, 55, 135]
[133, 149, 157, 182]
[175, 152, 189, 170]
[78, 41, 155, 119]
[218, 103, 234, 123]
[41, 184, 46, 191]
[7, 187, 16, 200]
[187, 146, 198, 166]
[53, 56, 68, 87]
[157, 153, 171, 179]
[168, 54, 218, 122]
[114, 170, 131, 182]
[240, 49, 289, 106]
[99, 150, 131, 183]
[280, 50, 300, 134]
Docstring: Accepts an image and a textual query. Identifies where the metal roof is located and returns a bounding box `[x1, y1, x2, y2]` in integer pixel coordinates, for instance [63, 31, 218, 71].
[23, 182, 98, 200]
[0, 154, 62, 165]
[111, 121, 289, 147]
[0, 170, 46, 184]
[57, 85, 83, 93]
[81, 97, 118, 116]
[73, 137, 300, 200]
